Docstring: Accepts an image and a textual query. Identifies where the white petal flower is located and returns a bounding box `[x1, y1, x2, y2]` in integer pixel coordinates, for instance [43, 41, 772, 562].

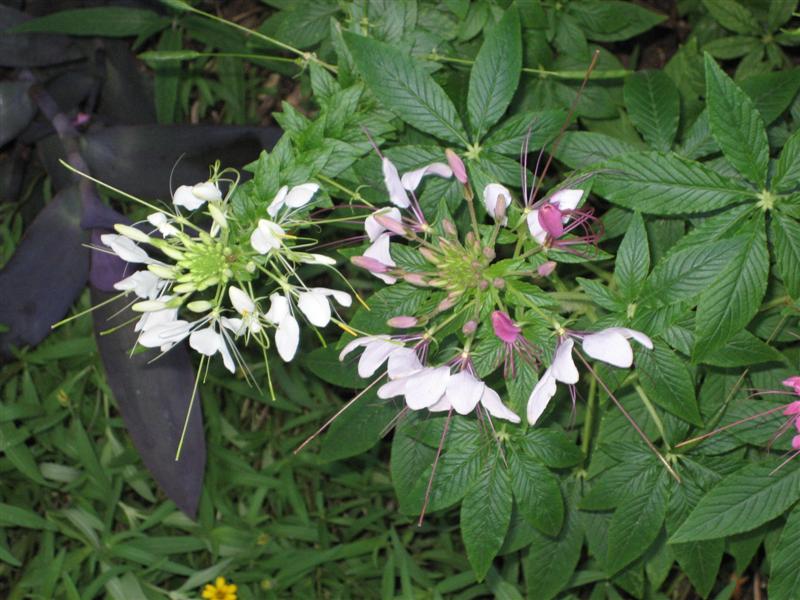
[297, 290, 332, 327]
[173, 181, 221, 210]
[527, 368, 557, 425]
[382, 157, 410, 208]
[193, 181, 222, 202]
[189, 326, 235, 373]
[134, 304, 178, 333]
[228, 286, 261, 334]
[364, 233, 396, 284]
[365, 207, 402, 242]
[114, 270, 163, 299]
[402, 366, 451, 410]
[101, 234, 155, 264]
[386, 347, 423, 378]
[311, 287, 352, 307]
[551, 338, 579, 384]
[582, 327, 653, 369]
[444, 371, 485, 415]
[250, 219, 285, 253]
[284, 183, 319, 208]
[400, 162, 453, 192]
[339, 336, 402, 378]
[138, 319, 192, 351]
[147, 212, 178, 237]
[264, 293, 290, 324]
[274, 313, 299, 362]
[479, 385, 521, 423]
[267, 185, 289, 218]
[483, 183, 512, 225]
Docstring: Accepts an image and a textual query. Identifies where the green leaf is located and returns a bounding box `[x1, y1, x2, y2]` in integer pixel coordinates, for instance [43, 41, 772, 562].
[693, 215, 768, 360]
[319, 388, 397, 462]
[344, 32, 468, 145]
[467, 8, 521, 141]
[704, 35, 762, 60]
[770, 502, 800, 600]
[641, 238, 741, 306]
[0, 503, 56, 530]
[772, 212, 800, 299]
[773, 128, 800, 193]
[672, 539, 725, 598]
[623, 71, 680, 151]
[153, 28, 182, 124]
[514, 429, 583, 468]
[702, 0, 760, 35]
[670, 462, 800, 543]
[568, 1, 666, 42]
[482, 110, 565, 155]
[461, 458, 513, 581]
[12, 7, 168, 37]
[509, 451, 564, 536]
[594, 152, 751, 215]
[614, 212, 650, 299]
[704, 330, 785, 367]
[740, 68, 800, 126]
[635, 343, 702, 426]
[606, 478, 667, 574]
[552, 131, 638, 170]
[524, 485, 584, 599]
[704, 53, 769, 187]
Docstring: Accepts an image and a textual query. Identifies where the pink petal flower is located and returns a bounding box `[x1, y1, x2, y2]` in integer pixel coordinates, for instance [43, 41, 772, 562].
[491, 311, 522, 344]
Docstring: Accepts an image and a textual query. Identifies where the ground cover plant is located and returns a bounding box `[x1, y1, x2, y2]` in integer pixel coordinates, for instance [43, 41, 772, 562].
[2, 0, 800, 598]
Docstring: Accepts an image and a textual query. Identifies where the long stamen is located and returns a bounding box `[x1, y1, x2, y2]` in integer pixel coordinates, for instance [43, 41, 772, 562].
[418, 408, 453, 527]
[676, 404, 789, 448]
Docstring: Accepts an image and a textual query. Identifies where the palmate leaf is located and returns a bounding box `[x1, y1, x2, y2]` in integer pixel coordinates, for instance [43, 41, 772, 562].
[670, 462, 800, 543]
[773, 128, 800, 193]
[467, 8, 521, 141]
[460, 455, 513, 581]
[704, 53, 769, 187]
[693, 214, 768, 360]
[614, 212, 650, 300]
[623, 70, 680, 151]
[771, 211, 800, 299]
[344, 32, 468, 145]
[635, 344, 702, 426]
[509, 450, 564, 536]
[593, 152, 752, 215]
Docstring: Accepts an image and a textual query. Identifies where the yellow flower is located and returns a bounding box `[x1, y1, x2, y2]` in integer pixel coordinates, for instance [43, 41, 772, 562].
[202, 576, 237, 600]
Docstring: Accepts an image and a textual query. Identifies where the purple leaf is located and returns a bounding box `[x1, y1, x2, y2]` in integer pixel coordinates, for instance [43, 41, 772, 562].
[0, 186, 89, 353]
[91, 288, 205, 518]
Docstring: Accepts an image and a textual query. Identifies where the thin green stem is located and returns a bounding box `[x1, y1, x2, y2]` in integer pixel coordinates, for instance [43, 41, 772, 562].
[422, 53, 630, 80]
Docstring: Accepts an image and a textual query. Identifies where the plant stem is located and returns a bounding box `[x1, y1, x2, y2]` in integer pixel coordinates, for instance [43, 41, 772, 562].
[422, 53, 630, 80]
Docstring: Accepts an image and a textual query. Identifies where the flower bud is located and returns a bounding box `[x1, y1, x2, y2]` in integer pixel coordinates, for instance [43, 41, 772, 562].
[419, 247, 440, 264]
[462, 320, 478, 335]
[132, 300, 169, 312]
[465, 232, 476, 247]
[387, 316, 418, 328]
[351, 255, 389, 273]
[114, 224, 152, 244]
[491, 310, 522, 343]
[493, 277, 505, 289]
[494, 195, 507, 221]
[187, 300, 214, 313]
[437, 297, 456, 312]
[403, 273, 428, 286]
[482, 247, 496, 261]
[445, 148, 468, 184]
[208, 202, 228, 230]
[537, 261, 557, 277]
[246, 261, 257, 273]
[148, 264, 178, 279]
[373, 213, 407, 236]
[442, 219, 457, 237]
[173, 282, 197, 294]
[538, 203, 565, 238]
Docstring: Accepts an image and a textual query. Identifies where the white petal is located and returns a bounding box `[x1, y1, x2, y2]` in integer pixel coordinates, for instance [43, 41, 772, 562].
[364, 233, 395, 267]
[582, 329, 634, 369]
[101, 234, 153, 264]
[386, 347, 423, 378]
[173, 185, 205, 210]
[365, 207, 402, 242]
[135, 301, 177, 332]
[526, 209, 547, 244]
[228, 286, 255, 315]
[264, 293, 290, 324]
[250, 219, 284, 253]
[404, 367, 451, 410]
[275, 315, 299, 362]
[358, 339, 401, 378]
[551, 338, 579, 384]
[221, 317, 245, 336]
[284, 183, 319, 208]
[299, 253, 337, 266]
[192, 181, 222, 202]
[549, 189, 583, 216]
[527, 369, 557, 425]
[312, 287, 352, 307]
[615, 327, 653, 350]
[400, 162, 453, 191]
[339, 336, 372, 361]
[298, 291, 331, 327]
[483, 183, 512, 224]
[113, 270, 162, 299]
[267, 185, 289, 218]
[218, 335, 236, 373]
[138, 319, 190, 348]
[480, 385, 521, 423]
[377, 378, 407, 399]
[189, 327, 222, 357]
[382, 157, 410, 208]
[444, 371, 484, 415]
[146, 212, 178, 237]
[427, 396, 452, 412]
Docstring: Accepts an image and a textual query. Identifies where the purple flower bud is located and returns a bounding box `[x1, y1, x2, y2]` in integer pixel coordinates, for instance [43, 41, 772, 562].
[491, 311, 522, 344]
[387, 316, 418, 328]
[482, 247, 496, 261]
[437, 297, 456, 312]
[445, 148, 468, 184]
[419, 247, 440, 264]
[351, 255, 389, 273]
[493, 277, 505, 289]
[462, 320, 478, 335]
[538, 203, 565, 238]
[537, 261, 557, 277]
[373, 213, 407, 236]
[442, 219, 457, 237]
[404, 273, 428, 286]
